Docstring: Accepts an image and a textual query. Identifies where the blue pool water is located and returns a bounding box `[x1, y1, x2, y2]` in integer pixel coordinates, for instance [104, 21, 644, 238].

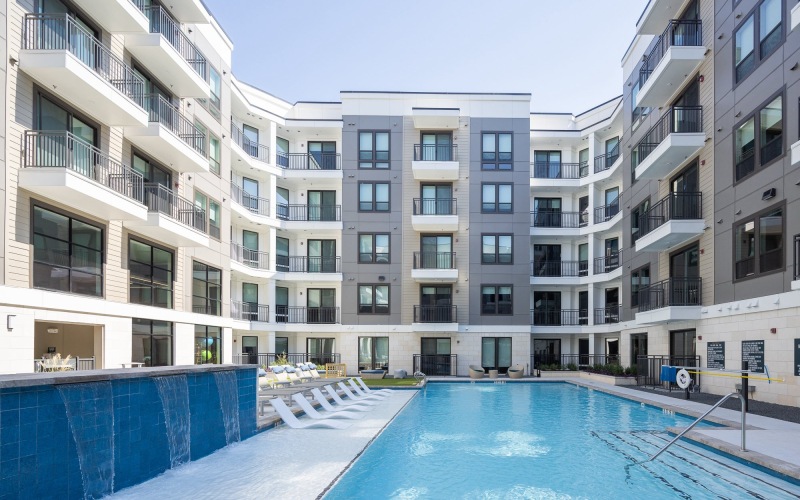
[325, 383, 800, 499]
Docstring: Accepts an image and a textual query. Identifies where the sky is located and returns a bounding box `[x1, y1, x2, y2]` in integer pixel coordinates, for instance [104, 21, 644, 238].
[202, 0, 649, 113]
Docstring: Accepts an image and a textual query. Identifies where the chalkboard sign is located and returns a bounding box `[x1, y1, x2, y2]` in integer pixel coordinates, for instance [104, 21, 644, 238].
[794, 339, 800, 377]
[742, 340, 765, 374]
[707, 342, 725, 370]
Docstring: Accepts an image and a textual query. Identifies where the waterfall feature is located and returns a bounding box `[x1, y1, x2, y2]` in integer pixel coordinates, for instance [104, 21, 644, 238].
[57, 382, 115, 499]
[213, 371, 241, 445]
[154, 375, 191, 468]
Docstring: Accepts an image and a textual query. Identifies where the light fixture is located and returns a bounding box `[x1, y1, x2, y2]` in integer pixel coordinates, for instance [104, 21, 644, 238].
[9, 57, 17, 65]
[7, 315, 16, 331]
[735, 209, 742, 215]
[762, 188, 776, 200]
[791, 63, 799, 71]
[717, 219, 723, 224]
[378, 276, 386, 282]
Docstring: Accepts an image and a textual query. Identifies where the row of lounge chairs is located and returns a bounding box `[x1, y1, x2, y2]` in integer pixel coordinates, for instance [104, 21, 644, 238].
[259, 363, 328, 389]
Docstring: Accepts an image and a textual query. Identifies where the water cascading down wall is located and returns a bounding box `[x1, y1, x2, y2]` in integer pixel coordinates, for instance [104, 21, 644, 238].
[0, 364, 257, 498]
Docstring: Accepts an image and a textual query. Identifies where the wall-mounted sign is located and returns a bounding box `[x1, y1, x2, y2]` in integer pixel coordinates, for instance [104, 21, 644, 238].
[707, 342, 725, 370]
[741, 340, 765, 374]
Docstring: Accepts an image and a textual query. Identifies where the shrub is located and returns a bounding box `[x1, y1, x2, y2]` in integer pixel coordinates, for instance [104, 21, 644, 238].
[566, 363, 578, 371]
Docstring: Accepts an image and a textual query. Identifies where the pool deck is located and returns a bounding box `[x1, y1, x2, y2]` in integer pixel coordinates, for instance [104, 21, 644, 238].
[111, 378, 800, 499]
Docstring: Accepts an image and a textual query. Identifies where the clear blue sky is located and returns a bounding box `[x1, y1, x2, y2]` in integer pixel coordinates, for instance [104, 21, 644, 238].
[202, 0, 648, 113]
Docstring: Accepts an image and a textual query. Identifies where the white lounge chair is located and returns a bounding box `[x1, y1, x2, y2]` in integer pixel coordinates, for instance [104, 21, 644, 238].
[269, 397, 351, 429]
[337, 382, 384, 403]
[348, 379, 389, 399]
[325, 385, 380, 407]
[355, 377, 393, 395]
[311, 388, 373, 412]
[291, 393, 364, 420]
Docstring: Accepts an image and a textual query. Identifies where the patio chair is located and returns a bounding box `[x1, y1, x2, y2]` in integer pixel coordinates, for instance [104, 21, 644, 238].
[337, 381, 384, 403]
[355, 377, 393, 395]
[469, 365, 485, 379]
[311, 388, 374, 412]
[348, 379, 389, 399]
[295, 364, 315, 382]
[269, 397, 351, 429]
[325, 384, 380, 407]
[291, 393, 364, 420]
[507, 364, 525, 379]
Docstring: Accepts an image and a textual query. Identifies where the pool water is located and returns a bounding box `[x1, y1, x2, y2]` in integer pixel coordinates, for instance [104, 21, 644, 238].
[325, 383, 800, 499]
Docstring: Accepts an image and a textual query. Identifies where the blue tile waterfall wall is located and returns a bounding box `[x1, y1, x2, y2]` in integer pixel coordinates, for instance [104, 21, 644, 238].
[0, 364, 257, 499]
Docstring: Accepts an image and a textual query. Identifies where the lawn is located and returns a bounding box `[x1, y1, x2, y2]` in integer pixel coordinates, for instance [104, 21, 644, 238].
[362, 378, 420, 387]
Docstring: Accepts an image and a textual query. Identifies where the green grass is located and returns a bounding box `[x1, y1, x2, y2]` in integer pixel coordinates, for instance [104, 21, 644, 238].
[362, 378, 420, 387]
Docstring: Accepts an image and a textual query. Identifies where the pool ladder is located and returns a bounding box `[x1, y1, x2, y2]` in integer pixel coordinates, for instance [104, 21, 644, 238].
[631, 392, 747, 467]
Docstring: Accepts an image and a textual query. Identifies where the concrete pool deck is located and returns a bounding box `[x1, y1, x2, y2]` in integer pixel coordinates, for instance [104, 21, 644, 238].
[111, 378, 800, 499]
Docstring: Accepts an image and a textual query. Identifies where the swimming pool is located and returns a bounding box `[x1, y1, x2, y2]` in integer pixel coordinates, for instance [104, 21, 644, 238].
[325, 383, 800, 499]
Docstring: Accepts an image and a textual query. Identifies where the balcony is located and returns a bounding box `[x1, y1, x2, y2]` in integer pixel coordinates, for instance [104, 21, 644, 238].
[277, 256, 342, 276]
[594, 251, 623, 275]
[20, 14, 147, 127]
[593, 144, 620, 173]
[233, 352, 341, 366]
[413, 305, 457, 324]
[634, 106, 704, 180]
[637, 20, 705, 108]
[594, 199, 621, 225]
[636, 277, 702, 324]
[635, 192, 704, 252]
[230, 183, 269, 221]
[637, 0, 687, 35]
[530, 261, 587, 278]
[276, 204, 341, 222]
[230, 121, 270, 166]
[134, 0, 209, 23]
[412, 354, 458, 377]
[281, 152, 341, 171]
[531, 162, 588, 180]
[530, 309, 587, 326]
[793, 234, 800, 291]
[411, 144, 459, 181]
[794, 4, 800, 33]
[411, 198, 458, 231]
[276, 306, 340, 325]
[125, 94, 208, 173]
[411, 252, 458, 282]
[231, 302, 269, 323]
[124, 183, 208, 247]
[530, 211, 583, 236]
[124, 5, 209, 97]
[594, 305, 621, 325]
[231, 242, 269, 270]
[19, 131, 147, 221]
[71, 0, 149, 32]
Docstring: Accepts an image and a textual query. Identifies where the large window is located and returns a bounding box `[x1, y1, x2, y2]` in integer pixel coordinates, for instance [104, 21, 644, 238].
[208, 133, 221, 175]
[481, 183, 512, 213]
[631, 198, 650, 242]
[631, 80, 651, 132]
[735, 0, 782, 83]
[481, 285, 512, 315]
[358, 233, 390, 263]
[631, 265, 651, 308]
[206, 66, 221, 119]
[735, 94, 783, 181]
[132, 319, 172, 367]
[482, 234, 512, 264]
[734, 204, 784, 280]
[359, 182, 390, 212]
[358, 337, 389, 371]
[195, 325, 221, 364]
[129, 238, 173, 308]
[481, 337, 512, 373]
[358, 285, 389, 314]
[482, 132, 512, 170]
[192, 261, 221, 315]
[33, 205, 103, 297]
[359, 131, 390, 169]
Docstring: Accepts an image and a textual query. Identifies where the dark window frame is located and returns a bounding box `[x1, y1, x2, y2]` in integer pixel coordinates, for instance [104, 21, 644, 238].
[358, 336, 389, 371]
[357, 233, 390, 264]
[128, 236, 174, 309]
[480, 182, 513, 213]
[733, 88, 784, 184]
[357, 284, 390, 315]
[35, 87, 100, 146]
[733, 0, 784, 85]
[132, 318, 173, 367]
[192, 260, 222, 316]
[481, 131, 513, 170]
[194, 325, 222, 365]
[732, 200, 786, 282]
[358, 130, 390, 169]
[630, 264, 651, 308]
[480, 285, 513, 315]
[481, 233, 513, 264]
[358, 181, 391, 212]
[630, 197, 651, 243]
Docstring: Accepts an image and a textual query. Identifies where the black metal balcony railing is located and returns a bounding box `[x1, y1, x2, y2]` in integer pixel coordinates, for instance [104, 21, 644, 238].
[23, 131, 145, 204]
[145, 94, 206, 156]
[413, 354, 458, 376]
[530, 309, 588, 326]
[282, 153, 341, 170]
[532, 354, 619, 370]
[530, 260, 587, 277]
[282, 256, 341, 273]
[23, 14, 146, 109]
[794, 234, 800, 281]
[277, 306, 340, 324]
[230, 183, 269, 217]
[638, 277, 702, 312]
[531, 211, 582, 228]
[230, 242, 269, 270]
[143, 183, 205, 232]
[594, 143, 620, 173]
[412, 198, 457, 215]
[275, 204, 342, 222]
[209, 223, 220, 240]
[230, 302, 269, 322]
[530, 162, 588, 179]
[413, 144, 458, 162]
[637, 355, 701, 388]
[140, 5, 207, 77]
[637, 192, 703, 239]
[634, 106, 703, 168]
[230, 121, 269, 162]
[594, 199, 621, 224]
[34, 356, 96, 372]
[594, 250, 622, 274]
[414, 305, 457, 323]
[192, 298, 221, 316]
[232, 352, 341, 366]
[413, 252, 457, 269]
[639, 20, 703, 88]
[594, 305, 621, 324]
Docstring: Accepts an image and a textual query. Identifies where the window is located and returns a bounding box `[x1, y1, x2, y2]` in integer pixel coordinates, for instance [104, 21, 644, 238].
[129, 238, 173, 308]
[132, 151, 171, 187]
[419, 132, 453, 161]
[482, 234, 512, 264]
[358, 337, 389, 371]
[275, 336, 289, 355]
[359, 182, 390, 212]
[481, 285, 512, 315]
[631, 198, 650, 242]
[208, 134, 221, 175]
[194, 120, 208, 158]
[631, 80, 651, 132]
[481, 183, 512, 213]
[132, 319, 172, 367]
[359, 131, 389, 169]
[195, 325, 221, 364]
[734, 204, 784, 280]
[358, 285, 389, 314]
[735, 0, 782, 83]
[207, 66, 221, 119]
[192, 261, 221, 315]
[276, 137, 289, 167]
[307, 338, 335, 365]
[195, 191, 220, 238]
[735, 94, 782, 181]
[533, 151, 561, 178]
[482, 132, 512, 170]
[482, 337, 512, 372]
[33, 205, 103, 297]
[359, 233, 390, 263]
[631, 265, 650, 307]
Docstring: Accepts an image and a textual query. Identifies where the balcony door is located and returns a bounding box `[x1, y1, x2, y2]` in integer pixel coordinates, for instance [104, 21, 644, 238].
[358, 337, 389, 371]
[420, 286, 452, 322]
[605, 288, 619, 322]
[670, 329, 696, 361]
[421, 235, 452, 269]
[605, 187, 620, 219]
[241, 336, 258, 364]
[133, 153, 171, 188]
[670, 160, 699, 219]
[307, 338, 335, 365]
[533, 198, 562, 227]
[579, 196, 589, 226]
[578, 243, 588, 276]
[307, 288, 335, 323]
[242, 177, 259, 212]
[579, 338, 589, 366]
[533, 291, 560, 325]
[307, 239, 336, 273]
[276, 137, 289, 167]
[308, 141, 336, 170]
[275, 286, 288, 323]
[242, 124, 259, 157]
[242, 283, 258, 321]
[38, 0, 98, 68]
[307, 190, 336, 221]
[533, 151, 561, 178]
[670, 244, 700, 306]
[420, 184, 453, 215]
[533, 339, 560, 368]
[578, 291, 588, 325]
[37, 95, 96, 176]
[276, 187, 289, 220]
[533, 244, 561, 276]
[605, 238, 619, 265]
[421, 133, 452, 161]
[481, 337, 511, 374]
[420, 338, 452, 376]
[242, 230, 258, 267]
[276, 237, 289, 272]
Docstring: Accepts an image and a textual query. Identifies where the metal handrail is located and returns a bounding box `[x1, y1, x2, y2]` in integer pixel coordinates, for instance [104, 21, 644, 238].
[22, 14, 146, 108]
[638, 277, 702, 312]
[283, 152, 341, 170]
[230, 121, 269, 162]
[413, 305, 457, 323]
[594, 250, 622, 274]
[285, 256, 341, 273]
[637, 192, 702, 238]
[141, 5, 207, 77]
[413, 252, 456, 269]
[413, 144, 458, 161]
[594, 305, 621, 324]
[230, 242, 269, 270]
[530, 211, 582, 228]
[530, 260, 587, 277]
[23, 130, 144, 204]
[143, 183, 205, 231]
[412, 354, 458, 376]
[794, 234, 800, 281]
[594, 143, 620, 173]
[275, 204, 342, 221]
[230, 301, 269, 322]
[530, 162, 587, 179]
[145, 94, 206, 156]
[634, 106, 703, 167]
[230, 183, 269, 216]
[412, 198, 457, 215]
[639, 19, 703, 88]
[530, 309, 588, 326]
[280, 306, 340, 324]
[594, 199, 621, 223]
